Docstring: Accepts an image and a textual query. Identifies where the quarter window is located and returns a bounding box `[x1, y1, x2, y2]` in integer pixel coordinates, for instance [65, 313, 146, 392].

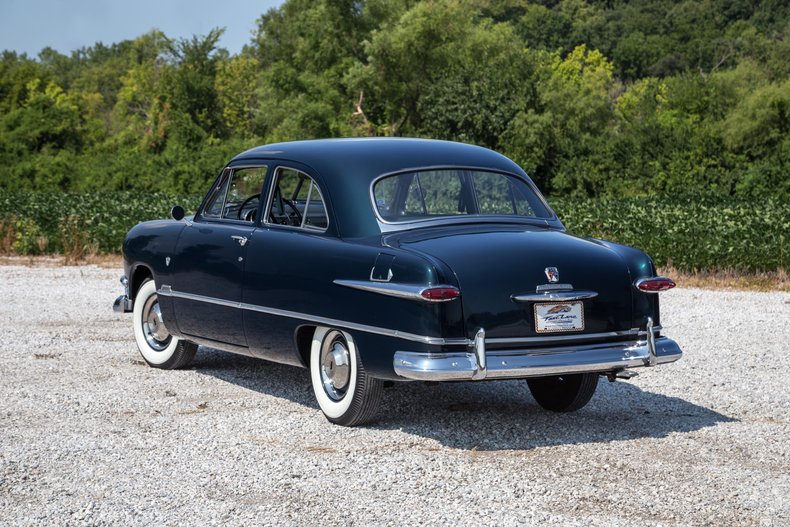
[267, 168, 329, 231]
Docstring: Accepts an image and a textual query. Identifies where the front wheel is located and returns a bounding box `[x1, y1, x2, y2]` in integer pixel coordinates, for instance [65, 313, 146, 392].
[133, 279, 197, 369]
[309, 327, 383, 426]
[527, 373, 598, 412]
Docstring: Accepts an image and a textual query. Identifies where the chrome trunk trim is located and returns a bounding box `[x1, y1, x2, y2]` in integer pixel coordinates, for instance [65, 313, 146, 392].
[535, 283, 574, 292]
[512, 290, 598, 302]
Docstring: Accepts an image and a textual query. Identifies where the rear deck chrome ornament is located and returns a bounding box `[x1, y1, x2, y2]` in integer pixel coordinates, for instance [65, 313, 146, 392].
[545, 267, 559, 283]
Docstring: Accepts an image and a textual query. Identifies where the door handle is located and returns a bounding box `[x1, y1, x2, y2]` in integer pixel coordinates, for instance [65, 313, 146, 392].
[231, 235, 248, 246]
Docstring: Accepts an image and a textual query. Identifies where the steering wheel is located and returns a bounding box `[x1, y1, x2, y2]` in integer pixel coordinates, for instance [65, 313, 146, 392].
[237, 193, 261, 221]
[269, 198, 303, 226]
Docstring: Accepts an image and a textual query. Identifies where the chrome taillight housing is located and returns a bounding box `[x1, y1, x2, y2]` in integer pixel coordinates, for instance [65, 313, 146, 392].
[635, 276, 676, 293]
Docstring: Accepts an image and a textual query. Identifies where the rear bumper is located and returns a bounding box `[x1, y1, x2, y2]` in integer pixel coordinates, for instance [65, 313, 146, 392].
[112, 276, 133, 313]
[113, 295, 133, 313]
[393, 327, 682, 381]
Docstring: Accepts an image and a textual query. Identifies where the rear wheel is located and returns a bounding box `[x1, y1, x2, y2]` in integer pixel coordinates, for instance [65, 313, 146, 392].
[133, 279, 197, 369]
[527, 373, 598, 412]
[309, 327, 383, 426]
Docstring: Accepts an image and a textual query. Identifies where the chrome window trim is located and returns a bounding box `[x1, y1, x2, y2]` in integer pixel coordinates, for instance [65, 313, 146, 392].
[369, 165, 560, 232]
[158, 286, 662, 347]
[263, 165, 329, 233]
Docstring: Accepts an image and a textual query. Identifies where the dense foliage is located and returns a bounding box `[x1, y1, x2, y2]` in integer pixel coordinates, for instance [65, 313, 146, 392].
[1, 0, 788, 198]
[0, 191, 785, 272]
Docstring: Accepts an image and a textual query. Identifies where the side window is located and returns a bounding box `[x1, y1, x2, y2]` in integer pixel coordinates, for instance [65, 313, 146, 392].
[201, 166, 267, 221]
[267, 168, 329, 231]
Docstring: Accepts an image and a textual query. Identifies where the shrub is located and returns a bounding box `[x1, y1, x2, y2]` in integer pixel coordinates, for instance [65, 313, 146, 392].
[60, 214, 90, 263]
[11, 216, 44, 255]
[0, 191, 786, 272]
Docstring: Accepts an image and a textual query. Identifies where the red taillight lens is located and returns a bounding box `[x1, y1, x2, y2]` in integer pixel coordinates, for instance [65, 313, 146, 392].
[420, 286, 461, 302]
[636, 277, 676, 293]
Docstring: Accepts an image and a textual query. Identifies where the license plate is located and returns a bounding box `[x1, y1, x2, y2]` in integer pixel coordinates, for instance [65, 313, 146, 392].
[534, 302, 584, 333]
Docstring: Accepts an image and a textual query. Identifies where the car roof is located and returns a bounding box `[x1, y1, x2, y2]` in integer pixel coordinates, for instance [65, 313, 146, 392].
[231, 138, 529, 238]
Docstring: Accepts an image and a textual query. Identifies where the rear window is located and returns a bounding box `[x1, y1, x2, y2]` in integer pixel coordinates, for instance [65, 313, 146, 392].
[373, 169, 552, 223]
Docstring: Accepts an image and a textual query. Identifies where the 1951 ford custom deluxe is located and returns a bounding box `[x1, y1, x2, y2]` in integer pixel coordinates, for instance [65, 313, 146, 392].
[113, 138, 682, 426]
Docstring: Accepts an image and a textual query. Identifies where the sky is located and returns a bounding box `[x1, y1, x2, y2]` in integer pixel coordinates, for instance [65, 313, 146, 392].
[0, 0, 284, 57]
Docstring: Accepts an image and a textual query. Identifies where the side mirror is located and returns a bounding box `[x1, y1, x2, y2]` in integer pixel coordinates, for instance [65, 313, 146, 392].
[171, 205, 185, 221]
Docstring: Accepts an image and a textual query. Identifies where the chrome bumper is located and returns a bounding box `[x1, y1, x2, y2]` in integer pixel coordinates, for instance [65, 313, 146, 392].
[393, 320, 682, 381]
[112, 276, 133, 313]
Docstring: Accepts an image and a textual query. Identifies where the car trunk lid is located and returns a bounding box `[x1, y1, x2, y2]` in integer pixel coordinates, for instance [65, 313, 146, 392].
[387, 224, 635, 343]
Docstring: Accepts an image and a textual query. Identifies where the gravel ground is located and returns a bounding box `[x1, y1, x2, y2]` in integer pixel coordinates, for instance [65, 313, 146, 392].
[0, 264, 788, 526]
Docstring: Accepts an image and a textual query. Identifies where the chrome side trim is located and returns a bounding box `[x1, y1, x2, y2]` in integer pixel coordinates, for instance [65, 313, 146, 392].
[157, 287, 465, 346]
[333, 279, 459, 302]
[512, 290, 598, 302]
[394, 336, 683, 381]
[156, 287, 663, 348]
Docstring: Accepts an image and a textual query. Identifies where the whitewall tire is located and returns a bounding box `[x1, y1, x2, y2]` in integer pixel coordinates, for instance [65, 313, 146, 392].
[310, 327, 383, 426]
[133, 279, 197, 369]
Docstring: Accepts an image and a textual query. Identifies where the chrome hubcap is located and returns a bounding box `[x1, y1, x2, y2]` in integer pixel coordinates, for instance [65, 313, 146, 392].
[320, 331, 351, 401]
[142, 294, 171, 351]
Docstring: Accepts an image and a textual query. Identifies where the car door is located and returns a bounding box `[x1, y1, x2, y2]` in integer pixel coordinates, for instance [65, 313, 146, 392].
[242, 164, 334, 364]
[171, 165, 268, 347]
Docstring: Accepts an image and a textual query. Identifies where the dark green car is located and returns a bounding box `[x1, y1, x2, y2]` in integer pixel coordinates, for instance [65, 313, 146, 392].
[114, 138, 682, 426]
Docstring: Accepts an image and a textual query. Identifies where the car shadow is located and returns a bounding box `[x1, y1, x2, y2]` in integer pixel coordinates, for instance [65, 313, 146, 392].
[193, 347, 734, 451]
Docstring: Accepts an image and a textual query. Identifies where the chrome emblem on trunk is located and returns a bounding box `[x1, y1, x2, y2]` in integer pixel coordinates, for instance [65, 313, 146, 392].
[545, 267, 559, 283]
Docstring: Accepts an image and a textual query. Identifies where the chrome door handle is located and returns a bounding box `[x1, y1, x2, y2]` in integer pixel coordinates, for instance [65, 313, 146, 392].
[231, 235, 248, 246]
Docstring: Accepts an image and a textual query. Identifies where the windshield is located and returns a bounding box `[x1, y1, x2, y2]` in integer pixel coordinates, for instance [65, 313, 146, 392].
[373, 169, 552, 223]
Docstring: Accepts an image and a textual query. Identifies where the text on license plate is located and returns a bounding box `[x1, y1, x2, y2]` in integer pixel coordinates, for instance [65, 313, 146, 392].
[534, 302, 585, 333]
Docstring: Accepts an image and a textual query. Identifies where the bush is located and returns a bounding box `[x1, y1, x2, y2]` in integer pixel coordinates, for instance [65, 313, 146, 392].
[0, 191, 201, 254]
[11, 216, 44, 255]
[0, 191, 785, 272]
[551, 194, 788, 272]
[60, 215, 91, 263]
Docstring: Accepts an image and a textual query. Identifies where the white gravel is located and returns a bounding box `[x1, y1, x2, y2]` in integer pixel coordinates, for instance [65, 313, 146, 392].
[0, 264, 788, 526]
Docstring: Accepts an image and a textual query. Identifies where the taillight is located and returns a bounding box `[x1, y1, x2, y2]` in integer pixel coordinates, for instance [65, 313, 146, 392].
[420, 286, 461, 302]
[635, 277, 676, 293]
